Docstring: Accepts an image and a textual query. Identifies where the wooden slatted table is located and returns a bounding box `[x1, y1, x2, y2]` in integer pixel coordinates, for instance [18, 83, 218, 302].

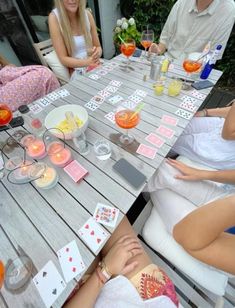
[0, 56, 222, 308]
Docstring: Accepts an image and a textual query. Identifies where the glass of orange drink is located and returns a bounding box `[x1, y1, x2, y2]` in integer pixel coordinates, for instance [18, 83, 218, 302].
[0, 104, 13, 127]
[120, 39, 136, 71]
[141, 29, 154, 58]
[115, 109, 140, 144]
[0, 260, 5, 289]
[182, 59, 202, 89]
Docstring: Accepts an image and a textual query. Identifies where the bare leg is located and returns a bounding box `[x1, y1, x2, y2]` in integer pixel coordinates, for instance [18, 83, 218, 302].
[173, 195, 235, 274]
[101, 216, 151, 279]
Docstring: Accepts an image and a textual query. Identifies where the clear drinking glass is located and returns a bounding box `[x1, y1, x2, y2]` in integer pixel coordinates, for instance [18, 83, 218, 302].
[94, 140, 111, 160]
[120, 38, 136, 71]
[141, 29, 154, 58]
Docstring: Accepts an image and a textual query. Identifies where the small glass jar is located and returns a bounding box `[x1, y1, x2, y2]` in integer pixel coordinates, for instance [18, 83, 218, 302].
[168, 78, 182, 97]
[94, 140, 111, 160]
[154, 80, 164, 96]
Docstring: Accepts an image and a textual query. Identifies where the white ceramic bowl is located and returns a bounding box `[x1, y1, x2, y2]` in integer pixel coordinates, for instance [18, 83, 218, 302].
[44, 104, 89, 140]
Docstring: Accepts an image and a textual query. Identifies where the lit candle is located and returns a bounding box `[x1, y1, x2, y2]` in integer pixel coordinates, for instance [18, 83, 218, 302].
[48, 142, 72, 168]
[13, 161, 33, 183]
[21, 136, 46, 159]
[34, 166, 58, 189]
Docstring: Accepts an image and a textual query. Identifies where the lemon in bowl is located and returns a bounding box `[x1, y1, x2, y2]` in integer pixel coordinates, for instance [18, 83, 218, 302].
[44, 104, 89, 140]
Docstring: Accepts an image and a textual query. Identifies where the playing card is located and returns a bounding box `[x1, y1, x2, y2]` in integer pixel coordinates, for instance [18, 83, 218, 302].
[104, 112, 115, 124]
[156, 125, 175, 139]
[47, 92, 60, 101]
[136, 144, 157, 159]
[181, 95, 198, 105]
[33, 261, 66, 308]
[107, 62, 119, 68]
[134, 89, 147, 97]
[97, 69, 108, 76]
[109, 80, 123, 87]
[90, 95, 104, 104]
[57, 89, 70, 98]
[180, 101, 197, 112]
[121, 100, 138, 110]
[84, 101, 99, 111]
[161, 115, 178, 126]
[97, 90, 111, 98]
[145, 133, 165, 148]
[190, 89, 206, 100]
[102, 65, 113, 72]
[128, 95, 143, 104]
[108, 95, 124, 105]
[38, 98, 51, 107]
[175, 108, 193, 120]
[105, 85, 118, 93]
[57, 240, 85, 283]
[78, 217, 109, 254]
[88, 74, 100, 80]
[93, 203, 119, 228]
[29, 104, 43, 114]
[63, 160, 88, 182]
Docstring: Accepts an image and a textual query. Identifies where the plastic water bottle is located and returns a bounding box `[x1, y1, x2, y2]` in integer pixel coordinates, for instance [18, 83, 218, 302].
[200, 44, 222, 79]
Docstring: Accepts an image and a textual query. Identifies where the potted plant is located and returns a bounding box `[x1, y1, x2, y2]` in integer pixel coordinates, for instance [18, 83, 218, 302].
[113, 17, 140, 53]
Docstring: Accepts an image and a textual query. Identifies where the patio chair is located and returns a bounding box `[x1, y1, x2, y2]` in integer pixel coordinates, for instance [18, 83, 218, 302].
[33, 39, 70, 84]
[141, 156, 235, 298]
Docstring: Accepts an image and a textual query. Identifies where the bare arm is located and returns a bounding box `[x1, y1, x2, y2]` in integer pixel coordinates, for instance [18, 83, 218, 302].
[0, 54, 10, 67]
[222, 102, 235, 140]
[149, 42, 166, 55]
[195, 106, 231, 118]
[167, 158, 235, 184]
[48, 13, 99, 69]
[87, 10, 102, 59]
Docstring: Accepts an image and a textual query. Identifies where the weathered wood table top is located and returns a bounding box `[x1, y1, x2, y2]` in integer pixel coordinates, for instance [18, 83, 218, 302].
[0, 55, 222, 308]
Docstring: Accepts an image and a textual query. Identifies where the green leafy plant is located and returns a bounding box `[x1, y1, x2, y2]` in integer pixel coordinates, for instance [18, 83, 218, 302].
[113, 17, 141, 47]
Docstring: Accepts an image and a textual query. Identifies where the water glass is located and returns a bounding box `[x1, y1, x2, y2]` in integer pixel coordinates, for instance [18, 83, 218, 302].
[94, 140, 111, 160]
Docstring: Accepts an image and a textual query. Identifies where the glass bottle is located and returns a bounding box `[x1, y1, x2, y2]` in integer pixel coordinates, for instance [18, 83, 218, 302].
[65, 111, 90, 155]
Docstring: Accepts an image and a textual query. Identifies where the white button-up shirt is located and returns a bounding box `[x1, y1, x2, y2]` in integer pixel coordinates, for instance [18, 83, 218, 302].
[160, 0, 235, 59]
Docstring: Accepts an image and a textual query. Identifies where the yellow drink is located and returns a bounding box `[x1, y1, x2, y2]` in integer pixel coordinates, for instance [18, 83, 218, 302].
[154, 81, 164, 95]
[168, 79, 182, 97]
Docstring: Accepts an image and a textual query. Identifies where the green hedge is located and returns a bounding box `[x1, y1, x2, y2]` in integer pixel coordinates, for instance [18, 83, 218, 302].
[121, 0, 234, 89]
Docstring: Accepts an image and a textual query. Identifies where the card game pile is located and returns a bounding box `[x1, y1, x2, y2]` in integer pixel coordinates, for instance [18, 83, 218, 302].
[33, 202, 119, 307]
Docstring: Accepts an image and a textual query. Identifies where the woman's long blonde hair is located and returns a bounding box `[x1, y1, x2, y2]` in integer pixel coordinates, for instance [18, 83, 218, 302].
[54, 0, 92, 56]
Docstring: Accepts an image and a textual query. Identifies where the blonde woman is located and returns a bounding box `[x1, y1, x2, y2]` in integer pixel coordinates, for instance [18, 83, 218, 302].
[48, 0, 102, 77]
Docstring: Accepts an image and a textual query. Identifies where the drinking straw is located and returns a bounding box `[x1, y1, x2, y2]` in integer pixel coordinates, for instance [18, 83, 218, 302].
[118, 35, 127, 46]
[130, 102, 145, 120]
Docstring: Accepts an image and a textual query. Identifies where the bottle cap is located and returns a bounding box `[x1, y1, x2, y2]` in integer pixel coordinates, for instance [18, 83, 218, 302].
[18, 105, 30, 114]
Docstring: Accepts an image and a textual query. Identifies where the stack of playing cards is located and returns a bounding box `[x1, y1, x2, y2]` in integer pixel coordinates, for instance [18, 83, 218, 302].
[93, 203, 119, 228]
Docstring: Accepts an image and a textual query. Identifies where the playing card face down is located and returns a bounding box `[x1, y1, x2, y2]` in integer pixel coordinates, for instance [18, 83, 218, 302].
[161, 115, 178, 126]
[33, 261, 66, 308]
[78, 217, 109, 254]
[136, 144, 157, 159]
[93, 203, 119, 228]
[57, 240, 86, 283]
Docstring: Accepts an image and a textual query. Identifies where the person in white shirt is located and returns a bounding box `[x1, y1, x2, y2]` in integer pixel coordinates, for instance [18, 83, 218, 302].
[150, 0, 235, 59]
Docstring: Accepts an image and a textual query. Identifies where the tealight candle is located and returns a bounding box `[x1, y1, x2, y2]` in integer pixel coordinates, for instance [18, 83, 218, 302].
[34, 166, 58, 189]
[13, 161, 33, 183]
[21, 136, 46, 159]
[48, 142, 72, 168]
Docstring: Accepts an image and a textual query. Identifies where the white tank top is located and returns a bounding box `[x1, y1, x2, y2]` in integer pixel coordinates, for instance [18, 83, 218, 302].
[52, 8, 90, 59]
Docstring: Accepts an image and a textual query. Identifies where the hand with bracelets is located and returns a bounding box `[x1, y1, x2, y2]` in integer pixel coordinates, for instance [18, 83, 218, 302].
[96, 235, 143, 285]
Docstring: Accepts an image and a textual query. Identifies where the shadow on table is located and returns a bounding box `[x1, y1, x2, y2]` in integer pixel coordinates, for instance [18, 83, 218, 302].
[109, 133, 140, 154]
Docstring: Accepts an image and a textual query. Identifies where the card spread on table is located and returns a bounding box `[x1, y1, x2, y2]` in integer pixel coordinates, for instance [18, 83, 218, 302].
[156, 125, 175, 139]
[29, 104, 43, 114]
[47, 92, 60, 101]
[145, 133, 165, 148]
[88, 74, 100, 80]
[136, 144, 157, 159]
[190, 89, 206, 100]
[175, 108, 193, 120]
[78, 217, 109, 254]
[108, 62, 119, 68]
[57, 240, 85, 283]
[57, 89, 70, 98]
[109, 80, 122, 87]
[97, 90, 111, 98]
[104, 112, 115, 124]
[33, 260, 66, 308]
[38, 98, 51, 107]
[108, 95, 124, 105]
[84, 101, 99, 111]
[90, 95, 105, 105]
[181, 95, 198, 105]
[93, 203, 119, 228]
[63, 160, 88, 182]
[179, 101, 197, 112]
[134, 89, 147, 97]
[161, 115, 178, 126]
[128, 95, 143, 104]
[121, 100, 138, 110]
[105, 85, 118, 93]
[97, 69, 108, 76]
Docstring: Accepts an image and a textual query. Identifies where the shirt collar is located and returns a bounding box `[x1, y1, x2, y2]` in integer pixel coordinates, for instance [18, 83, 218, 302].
[188, 0, 219, 16]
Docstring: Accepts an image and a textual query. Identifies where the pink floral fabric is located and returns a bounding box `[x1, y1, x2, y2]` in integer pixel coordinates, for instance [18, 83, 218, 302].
[0, 65, 60, 111]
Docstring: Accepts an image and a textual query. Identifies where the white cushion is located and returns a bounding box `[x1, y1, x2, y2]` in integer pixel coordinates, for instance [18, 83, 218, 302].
[44, 50, 70, 82]
[142, 200, 228, 295]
